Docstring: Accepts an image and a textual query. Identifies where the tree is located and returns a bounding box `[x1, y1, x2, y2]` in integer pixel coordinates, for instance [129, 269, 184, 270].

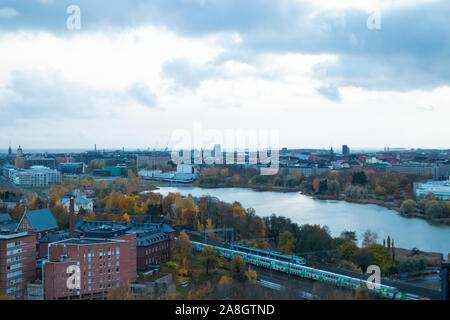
[340, 241, 359, 260]
[352, 171, 367, 185]
[245, 266, 258, 282]
[327, 179, 340, 197]
[205, 218, 215, 238]
[218, 256, 229, 269]
[199, 246, 218, 275]
[277, 231, 296, 255]
[122, 213, 130, 223]
[354, 248, 374, 272]
[400, 199, 417, 214]
[366, 243, 394, 274]
[362, 230, 378, 247]
[107, 284, 134, 300]
[425, 200, 445, 218]
[175, 231, 192, 261]
[230, 254, 245, 281]
[340, 230, 357, 243]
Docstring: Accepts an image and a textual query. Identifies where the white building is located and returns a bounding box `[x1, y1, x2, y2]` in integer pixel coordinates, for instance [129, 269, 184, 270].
[414, 180, 450, 200]
[8, 166, 61, 187]
[60, 196, 94, 213]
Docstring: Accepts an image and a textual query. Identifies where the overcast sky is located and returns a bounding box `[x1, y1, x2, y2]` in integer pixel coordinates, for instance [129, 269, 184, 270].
[0, 0, 449, 151]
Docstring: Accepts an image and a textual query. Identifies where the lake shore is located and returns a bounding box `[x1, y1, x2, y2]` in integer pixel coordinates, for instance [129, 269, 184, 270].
[148, 181, 450, 226]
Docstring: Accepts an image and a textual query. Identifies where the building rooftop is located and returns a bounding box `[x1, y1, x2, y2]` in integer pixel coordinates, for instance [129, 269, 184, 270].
[24, 208, 58, 232]
[0, 230, 29, 240]
[54, 238, 123, 245]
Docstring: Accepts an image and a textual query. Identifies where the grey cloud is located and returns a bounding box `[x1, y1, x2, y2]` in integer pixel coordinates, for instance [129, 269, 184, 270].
[161, 58, 220, 90]
[316, 84, 341, 102]
[1, 0, 450, 92]
[0, 70, 160, 125]
[127, 83, 158, 108]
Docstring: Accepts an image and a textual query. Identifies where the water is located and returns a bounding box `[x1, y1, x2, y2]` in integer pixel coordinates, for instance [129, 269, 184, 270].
[153, 186, 450, 256]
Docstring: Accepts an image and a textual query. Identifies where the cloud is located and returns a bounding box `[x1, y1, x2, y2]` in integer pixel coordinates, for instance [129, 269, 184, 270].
[0, 70, 161, 125]
[1, 1, 450, 92]
[0, 8, 19, 18]
[416, 105, 435, 112]
[161, 58, 220, 90]
[316, 84, 341, 102]
[126, 83, 158, 108]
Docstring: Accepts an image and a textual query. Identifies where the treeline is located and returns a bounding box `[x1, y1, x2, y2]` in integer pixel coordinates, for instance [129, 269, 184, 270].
[199, 166, 303, 188]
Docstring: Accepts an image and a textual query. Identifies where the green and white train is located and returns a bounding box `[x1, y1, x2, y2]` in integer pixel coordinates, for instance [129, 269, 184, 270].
[192, 241, 422, 300]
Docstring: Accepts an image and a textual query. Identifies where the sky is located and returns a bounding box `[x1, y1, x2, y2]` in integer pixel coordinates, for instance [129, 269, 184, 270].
[0, 0, 449, 151]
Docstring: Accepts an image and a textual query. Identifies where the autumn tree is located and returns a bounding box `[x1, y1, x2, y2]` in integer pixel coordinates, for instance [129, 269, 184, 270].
[362, 230, 378, 247]
[277, 231, 295, 255]
[199, 246, 218, 275]
[230, 254, 245, 281]
[175, 231, 192, 262]
[245, 266, 258, 282]
[340, 241, 359, 260]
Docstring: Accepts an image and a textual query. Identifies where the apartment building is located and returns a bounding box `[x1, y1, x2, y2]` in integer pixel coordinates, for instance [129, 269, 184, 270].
[0, 230, 36, 298]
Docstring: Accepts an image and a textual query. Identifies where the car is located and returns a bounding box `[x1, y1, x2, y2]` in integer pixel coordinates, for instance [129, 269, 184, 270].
[180, 281, 189, 288]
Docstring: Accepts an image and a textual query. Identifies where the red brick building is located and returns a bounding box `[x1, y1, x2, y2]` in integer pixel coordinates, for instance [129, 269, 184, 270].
[17, 208, 58, 241]
[75, 221, 175, 271]
[43, 235, 136, 300]
[0, 230, 36, 298]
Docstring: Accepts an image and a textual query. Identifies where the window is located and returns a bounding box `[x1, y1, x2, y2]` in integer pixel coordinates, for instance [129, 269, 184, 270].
[7, 248, 22, 256]
[7, 263, 22, 270]
[7, 256, 22, 263]
[7, 270, 22, 278]
[116, 261, 119, 267]
[116, 275, 120, 280]
[7, 240, 22, 248]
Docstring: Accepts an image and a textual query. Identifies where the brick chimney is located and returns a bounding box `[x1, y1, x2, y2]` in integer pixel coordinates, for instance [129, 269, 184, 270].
[69, 197, 75, 238]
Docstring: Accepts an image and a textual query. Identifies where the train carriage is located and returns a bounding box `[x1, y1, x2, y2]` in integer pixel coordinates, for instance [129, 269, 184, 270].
[192, 241, 410, 300]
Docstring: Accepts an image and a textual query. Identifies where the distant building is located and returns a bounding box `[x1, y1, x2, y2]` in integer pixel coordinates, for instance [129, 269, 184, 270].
[7, 166, 61, 187]
[14, 146, 25, 169]
[387, 164, 439, 178]
[59, 162, 86, 174]
[139, 164, 198, 183]
[0, 230, 36, 298]
[136, 154, 171, 169]
[342, 145, 350, 155]
[414, 180, 450, 200]
[60, 197, 94, 214]
[0, 213, 18, 232]
[17, 208, 59, 240]
[24, 158, 56, 170]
